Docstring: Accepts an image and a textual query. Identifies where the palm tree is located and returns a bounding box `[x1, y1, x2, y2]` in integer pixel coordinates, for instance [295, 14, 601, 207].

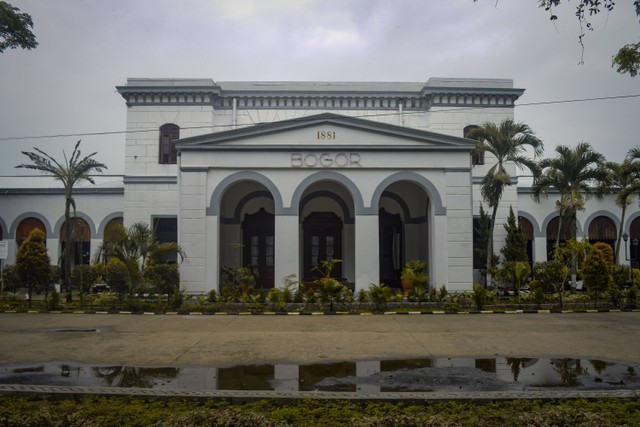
[467, 119, 543, 286]
[532, 142, 609, 289]
[606, 157, 640, 263]
[16, 141, 107, 296]
[97, 222, 185, 295]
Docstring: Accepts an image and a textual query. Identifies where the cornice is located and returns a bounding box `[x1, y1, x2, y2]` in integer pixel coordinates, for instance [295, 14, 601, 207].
[116, 79, 524, 110]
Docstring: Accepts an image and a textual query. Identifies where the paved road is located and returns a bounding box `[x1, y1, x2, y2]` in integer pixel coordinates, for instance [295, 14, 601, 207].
[1, 312, 639, 366]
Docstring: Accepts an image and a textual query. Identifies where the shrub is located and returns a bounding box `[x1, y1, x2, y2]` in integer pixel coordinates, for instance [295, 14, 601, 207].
[47, 289, 60, 311]
[471, 283, 490, 310]
[583, 242, 613, 308]
[105, 258, 129, 298]
[368, 283, 391, 312]
[16, 229, 50, 307]
[1, 265, 20, 293]
[70, 264, 97, 302]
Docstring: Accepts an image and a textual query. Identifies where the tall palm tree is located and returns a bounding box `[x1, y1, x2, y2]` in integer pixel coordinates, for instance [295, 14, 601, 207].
[606, 157, 640, 263]
[467, 119, 543, 286]
[16, 140, 107, 296]
[532, 142, 609, 288]
[97, 222, 185, 295]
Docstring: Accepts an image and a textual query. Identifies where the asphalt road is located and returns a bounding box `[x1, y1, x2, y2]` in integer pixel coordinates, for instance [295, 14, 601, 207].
[1, 312, 639, 366]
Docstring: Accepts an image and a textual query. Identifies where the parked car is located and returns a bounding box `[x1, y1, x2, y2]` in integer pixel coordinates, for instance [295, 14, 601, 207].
[91, 284, 111, 294]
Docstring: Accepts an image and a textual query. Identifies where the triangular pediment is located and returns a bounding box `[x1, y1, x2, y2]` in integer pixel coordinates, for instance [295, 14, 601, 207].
[176, 112, 475, 152]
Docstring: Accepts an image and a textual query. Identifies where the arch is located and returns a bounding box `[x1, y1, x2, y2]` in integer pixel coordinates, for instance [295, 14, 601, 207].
[228, 191, 274, 224]
[14, 216, 47, 247]
[515, 211, 541, 237]
[541, 213, 582, 239]
[53, 212, 97, 238]
[97, 212, 124, 237]
[208, 171, 283, 216]
[626, 211, 640, 235]
[380, 191, 411, 222]
[290, 171, 364, 215]
[371, 172, 445, 216]
[10, 212, 52, 238]
[59, 217, 92, 242]
[584, 211, 620, 239]
[300, 191, 354, 224]
[102, 216, 124, 243]
[0, 216, 7, 239]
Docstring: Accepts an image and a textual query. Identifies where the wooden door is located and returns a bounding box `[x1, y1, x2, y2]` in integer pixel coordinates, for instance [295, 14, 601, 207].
[303, 212, 343, 280]
[242, 208, 275, 289]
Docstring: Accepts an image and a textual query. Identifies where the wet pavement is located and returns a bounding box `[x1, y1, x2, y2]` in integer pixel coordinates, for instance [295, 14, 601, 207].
[1, 311, 640, 400]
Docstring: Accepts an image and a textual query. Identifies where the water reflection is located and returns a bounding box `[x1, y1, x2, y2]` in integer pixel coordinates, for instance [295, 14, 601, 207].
[0, 357, 638, 393]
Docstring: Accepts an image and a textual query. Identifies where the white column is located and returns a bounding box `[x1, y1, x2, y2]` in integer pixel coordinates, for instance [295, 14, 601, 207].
[431, 215, 449, 288]
[204, 215, 219, 292]
[355, 214, 379, 292]
[534, 236, 547, 263]
[274, 214, 299, 287]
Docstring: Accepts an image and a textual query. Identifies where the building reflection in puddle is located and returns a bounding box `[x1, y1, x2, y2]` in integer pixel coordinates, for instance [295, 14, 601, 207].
[0, 357, 637, 393]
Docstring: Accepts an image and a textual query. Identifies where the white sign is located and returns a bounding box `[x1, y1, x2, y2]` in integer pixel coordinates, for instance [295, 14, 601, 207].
[0, 241, 7, 260]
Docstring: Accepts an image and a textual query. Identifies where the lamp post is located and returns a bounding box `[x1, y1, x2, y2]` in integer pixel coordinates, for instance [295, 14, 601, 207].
[622, 233, 639, 287]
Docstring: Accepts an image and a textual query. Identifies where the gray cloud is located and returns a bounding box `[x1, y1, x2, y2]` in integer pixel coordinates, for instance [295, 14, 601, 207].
[1, 0, 638, 176]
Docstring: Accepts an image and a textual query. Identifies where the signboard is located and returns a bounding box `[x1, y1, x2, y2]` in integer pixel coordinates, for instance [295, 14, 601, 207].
[0, 241, 7, 260]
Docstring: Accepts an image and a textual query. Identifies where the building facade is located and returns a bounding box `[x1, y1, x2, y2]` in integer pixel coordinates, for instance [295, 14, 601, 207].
[1, 78, 637, 294]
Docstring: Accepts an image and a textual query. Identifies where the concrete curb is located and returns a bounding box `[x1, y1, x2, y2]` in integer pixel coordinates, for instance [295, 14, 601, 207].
[1, 309, 639, 316]
[0, 384, 638, 403]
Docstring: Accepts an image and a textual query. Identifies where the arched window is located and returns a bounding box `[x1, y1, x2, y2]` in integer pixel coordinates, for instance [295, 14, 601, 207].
[464, 125, 484, 165]
[159, 123, 179, 164]
[16, 217, 46, 247]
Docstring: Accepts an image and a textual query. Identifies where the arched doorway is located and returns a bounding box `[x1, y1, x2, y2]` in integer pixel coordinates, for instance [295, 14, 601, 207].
[60, 217, 91, 266]
[242, 208, 275, 289]
[299, 181, 354, 283]
[546, 216, 571, 260]
[628, 217, 640, 267]
[588, 215, 617, 255]
[16, 217, 46, 248]
[518, 216, 534, 266]
[219, 182, 275, 289]
[378, 181, 430, 290]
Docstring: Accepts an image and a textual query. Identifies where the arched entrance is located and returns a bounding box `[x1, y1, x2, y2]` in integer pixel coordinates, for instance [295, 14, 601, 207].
[378, 181, 430, 290]
[546, 216, 571, 260]
[588, 215, 617, 255]
[628, 217, 640, 267]
[60, 217, 91, 266]
[299, 181, 354, 283]
[16, 217, 46, 248]
[518, 216, 534, 266]
[219, 182, 275, 289]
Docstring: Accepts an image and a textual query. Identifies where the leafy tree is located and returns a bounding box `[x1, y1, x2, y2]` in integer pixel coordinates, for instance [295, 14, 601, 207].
[534, 260, 569, 308]
[96, 222, 184, 295]
[606, 157, 640, 262]
[15, 229, 50, 307]
[583, 242, 614, 308]
[501, 205, 529, 263]
[146, 263, 180, 304]
[70, 264, 97, 305]
[475, 0, 640, 77]
[16, 141, 107, 296]
[1, 264, 20, 293]
[532, 143, 609, 289]
[467, 119, 543, 287]
[0, 1, 37, 53]
[104, 258, 129, 299]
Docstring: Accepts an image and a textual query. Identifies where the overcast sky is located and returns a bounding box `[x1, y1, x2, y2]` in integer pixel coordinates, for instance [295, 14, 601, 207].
[1, 0, 638, 177]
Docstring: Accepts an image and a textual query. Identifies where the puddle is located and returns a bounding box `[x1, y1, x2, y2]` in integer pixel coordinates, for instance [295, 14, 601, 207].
[0, 357, 638, 393]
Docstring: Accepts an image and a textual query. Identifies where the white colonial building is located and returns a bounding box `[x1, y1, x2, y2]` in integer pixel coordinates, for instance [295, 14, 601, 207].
[1, 77, 637, 294]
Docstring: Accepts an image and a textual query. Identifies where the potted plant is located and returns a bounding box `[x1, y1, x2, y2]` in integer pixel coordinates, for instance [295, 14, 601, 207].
[400, 260, 428, 298]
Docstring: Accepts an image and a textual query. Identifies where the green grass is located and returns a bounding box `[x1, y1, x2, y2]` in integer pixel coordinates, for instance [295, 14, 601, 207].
[0, 396, 639, 426]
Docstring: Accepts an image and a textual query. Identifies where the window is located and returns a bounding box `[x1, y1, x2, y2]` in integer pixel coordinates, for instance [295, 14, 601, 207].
[152, 217, 178, 262]
[464, 125, 484, 165]
[159, 124, 179, 164]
